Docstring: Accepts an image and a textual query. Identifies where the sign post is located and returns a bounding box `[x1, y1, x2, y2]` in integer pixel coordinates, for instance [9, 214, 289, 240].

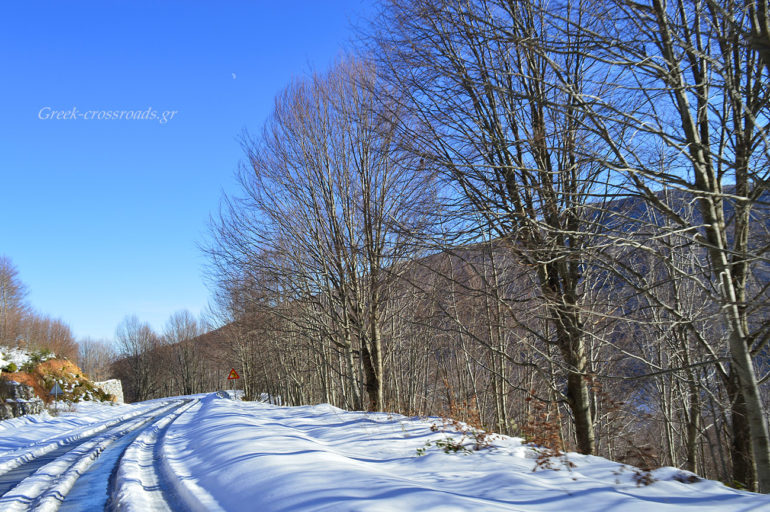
[227, 368, 240, 397]
[50, 381, 63, 410]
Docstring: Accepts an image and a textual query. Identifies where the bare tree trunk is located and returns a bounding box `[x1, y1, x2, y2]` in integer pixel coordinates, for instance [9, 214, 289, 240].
[561, 339, 594, 455]
[684, 373, 701, 473]
[728, 373, 757, 490]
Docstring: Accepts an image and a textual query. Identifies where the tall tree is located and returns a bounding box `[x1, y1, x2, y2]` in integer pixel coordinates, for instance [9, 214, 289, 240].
[208, 60, 433, 411]
[543, 0, 770, 490]
[370, 0, 615, 454]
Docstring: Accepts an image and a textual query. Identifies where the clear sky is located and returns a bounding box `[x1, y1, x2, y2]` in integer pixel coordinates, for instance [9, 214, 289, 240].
[0, 1, 373, 341]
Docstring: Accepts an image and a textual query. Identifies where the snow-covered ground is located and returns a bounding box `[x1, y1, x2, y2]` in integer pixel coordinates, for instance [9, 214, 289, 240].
[1, 394, 768, 511]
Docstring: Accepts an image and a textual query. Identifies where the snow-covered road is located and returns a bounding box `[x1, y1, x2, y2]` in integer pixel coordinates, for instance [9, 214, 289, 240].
[1, 393, 769, 511]
[0, 398, 196, 511]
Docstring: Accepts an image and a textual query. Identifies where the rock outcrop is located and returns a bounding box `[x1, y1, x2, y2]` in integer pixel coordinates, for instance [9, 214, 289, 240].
[0, 380, 44, 420]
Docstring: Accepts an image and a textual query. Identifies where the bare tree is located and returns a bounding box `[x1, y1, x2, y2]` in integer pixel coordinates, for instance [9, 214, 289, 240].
[115, 315, 160, 402]
[538, 0, 770, 490]
[163, 310, 205, 395]
[77, 337, 116, 381]
[208, 59, 433, 411]
[0, 255, 29, 346]
[20, 314, 78, 360]
[369, 0, 619, 454]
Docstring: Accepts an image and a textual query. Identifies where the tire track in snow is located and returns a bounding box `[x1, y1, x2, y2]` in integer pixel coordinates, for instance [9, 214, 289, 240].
[0, 399, 189, 512]
[108, 398, 199, 512]
[0, 400, 175, 483]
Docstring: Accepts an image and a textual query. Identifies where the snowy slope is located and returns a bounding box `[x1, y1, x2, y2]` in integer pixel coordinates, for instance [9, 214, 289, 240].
[155, 395, 769, 511]
[2, 394, 769, 511]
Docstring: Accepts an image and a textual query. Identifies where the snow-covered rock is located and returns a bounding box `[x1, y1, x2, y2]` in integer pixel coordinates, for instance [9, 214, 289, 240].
[94, 379, 124, 403]
[0, 380, 44, 419]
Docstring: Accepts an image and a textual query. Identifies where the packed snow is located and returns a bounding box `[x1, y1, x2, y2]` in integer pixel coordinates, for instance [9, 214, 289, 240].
[1, 393, 768, 511]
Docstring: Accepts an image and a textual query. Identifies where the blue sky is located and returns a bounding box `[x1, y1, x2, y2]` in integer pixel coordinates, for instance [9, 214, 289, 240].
[0, 1, 372, 341]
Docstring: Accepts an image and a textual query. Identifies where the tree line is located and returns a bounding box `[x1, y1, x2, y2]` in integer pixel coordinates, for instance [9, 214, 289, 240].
[0, 256, 219, 398]
[0, 255, 79, 362]
[110, 311, 228, 401]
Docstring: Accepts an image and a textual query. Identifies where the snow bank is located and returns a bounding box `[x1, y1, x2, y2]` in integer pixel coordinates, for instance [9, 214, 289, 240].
[158, 396, 770, 511]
